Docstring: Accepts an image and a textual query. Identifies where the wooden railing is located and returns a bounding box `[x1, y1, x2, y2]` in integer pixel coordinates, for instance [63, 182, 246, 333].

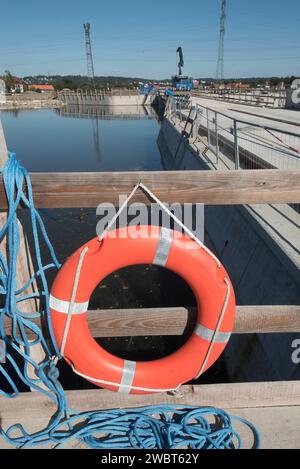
[0, 124, 300, 446]
[4, 306, 300, 341]
[1, 169, 300, 341]
[1, 169, 299, 208]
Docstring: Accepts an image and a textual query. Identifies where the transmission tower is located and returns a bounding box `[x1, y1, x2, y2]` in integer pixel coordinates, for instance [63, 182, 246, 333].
[83, 23, 95, 85]
[216, 0, 227, 81]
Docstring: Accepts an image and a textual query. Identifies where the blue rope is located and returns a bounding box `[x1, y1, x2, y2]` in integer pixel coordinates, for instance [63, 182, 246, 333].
[0, 153, 260, 449]
[1, 404, 260, 449]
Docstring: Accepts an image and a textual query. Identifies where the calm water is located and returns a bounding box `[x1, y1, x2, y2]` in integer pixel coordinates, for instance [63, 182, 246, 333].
[0, 106, 163, 172]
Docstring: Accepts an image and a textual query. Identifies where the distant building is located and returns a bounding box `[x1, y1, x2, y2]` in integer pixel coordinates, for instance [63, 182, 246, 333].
[11, 77, 24, 93]
[226, 82, 251, 90]
[28, 84, 55, 92]
[212, 83, 226, 90]
[0, 76, 24, 93]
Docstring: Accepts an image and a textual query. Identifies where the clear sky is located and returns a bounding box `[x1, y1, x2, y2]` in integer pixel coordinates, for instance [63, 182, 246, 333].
[0, 0, 299, 79]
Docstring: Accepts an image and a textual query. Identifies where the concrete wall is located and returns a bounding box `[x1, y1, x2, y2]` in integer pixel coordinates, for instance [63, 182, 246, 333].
[158, 118, 300, 381]
[60, 93, 152, 107]
[57, 104, 156, 120]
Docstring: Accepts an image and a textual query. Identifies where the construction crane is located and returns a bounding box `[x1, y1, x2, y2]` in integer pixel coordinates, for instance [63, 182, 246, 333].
[177, 47, 184, 76]
[172, 46, 193, 91]
[216, 0, 227, 81]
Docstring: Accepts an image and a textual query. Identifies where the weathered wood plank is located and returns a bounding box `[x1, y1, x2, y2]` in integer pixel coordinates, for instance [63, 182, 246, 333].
[0, 381, 299, 418]
[233, 305, 300, 333]
[1, 169, 300, 208]
[1, 382, 300, 448]
[17, 216, 47, 392]
[1, 405, 298, 449]
[3, 306, 300, 339]
[228, 406, 300, 449]
[87, 305, 300, 336]
[0, 381, 299, 449]
[0, 122, 7, 164]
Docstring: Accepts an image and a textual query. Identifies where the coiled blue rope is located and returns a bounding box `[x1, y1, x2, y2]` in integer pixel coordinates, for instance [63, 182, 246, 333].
[0, 153, 260, 449]
[2, 404, 260, 449]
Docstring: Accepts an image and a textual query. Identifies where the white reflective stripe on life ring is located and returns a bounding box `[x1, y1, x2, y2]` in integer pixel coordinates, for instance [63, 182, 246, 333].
[153, 227, 173, 267]
[119, 360, 136, 393]
[194, 324, 231, 344]
[49, 294, 89, 315]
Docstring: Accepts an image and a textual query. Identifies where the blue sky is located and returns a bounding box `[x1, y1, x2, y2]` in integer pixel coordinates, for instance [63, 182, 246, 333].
[0, 0, 299, 79]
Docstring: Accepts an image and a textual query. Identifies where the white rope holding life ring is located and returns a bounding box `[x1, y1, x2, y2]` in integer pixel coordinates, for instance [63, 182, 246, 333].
[58, 182, 231, 393]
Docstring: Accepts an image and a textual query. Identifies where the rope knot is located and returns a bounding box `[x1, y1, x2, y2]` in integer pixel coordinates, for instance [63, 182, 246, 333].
[47, 361, 60, 382]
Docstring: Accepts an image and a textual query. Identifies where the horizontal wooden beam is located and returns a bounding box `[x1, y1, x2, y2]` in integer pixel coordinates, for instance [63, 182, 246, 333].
[1, 169, 299, 208]
[233, 305, 300, 334]
[4, 306, 300, 340]
[87, 305, 300, 336]
[0, 382, 299, 420]
[1, 382, 300, 449]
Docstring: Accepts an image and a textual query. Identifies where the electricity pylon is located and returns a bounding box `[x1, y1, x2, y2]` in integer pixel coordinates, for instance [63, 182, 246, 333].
[216, 0, 227, 81]
[83, 23, 95, 86]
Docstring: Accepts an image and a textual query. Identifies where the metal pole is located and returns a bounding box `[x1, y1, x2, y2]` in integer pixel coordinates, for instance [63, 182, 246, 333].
[180, 98, 183, 122]
[195, 109, 199, 140]
[234, 120, 240, 169]
[179, 98, 181, 122]
[207, 108, 211, 148]
[215, 111, 219, 164]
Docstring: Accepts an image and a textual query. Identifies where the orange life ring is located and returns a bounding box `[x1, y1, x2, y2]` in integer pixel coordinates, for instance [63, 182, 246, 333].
[50, 225, 235, 394]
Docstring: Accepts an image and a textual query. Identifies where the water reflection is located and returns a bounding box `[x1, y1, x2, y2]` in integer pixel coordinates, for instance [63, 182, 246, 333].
[92, 117, 101, 161]
[54, 104, 158, 163]
[56, 104, 157, 120]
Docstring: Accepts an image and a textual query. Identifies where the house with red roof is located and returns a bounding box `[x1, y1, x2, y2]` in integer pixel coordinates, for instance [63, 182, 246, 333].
[28, 84, 55, 92]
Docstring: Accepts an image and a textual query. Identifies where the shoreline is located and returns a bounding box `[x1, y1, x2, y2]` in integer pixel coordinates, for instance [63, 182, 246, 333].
[0, 99, 65, 111]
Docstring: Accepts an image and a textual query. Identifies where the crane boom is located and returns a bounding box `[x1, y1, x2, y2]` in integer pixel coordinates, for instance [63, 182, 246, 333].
[177, 47, 184, 76]
[171, 46, 193, 91]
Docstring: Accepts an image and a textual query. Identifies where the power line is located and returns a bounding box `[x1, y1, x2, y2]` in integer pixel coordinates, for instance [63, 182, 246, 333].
[1, 56, 300, 69]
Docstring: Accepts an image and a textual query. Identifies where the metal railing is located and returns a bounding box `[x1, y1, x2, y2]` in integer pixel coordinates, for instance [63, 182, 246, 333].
[167, 97, 300, 172]
[200, 103, 300, 171]
[193, 88, 287, 109]
[166, 97, 300, 224]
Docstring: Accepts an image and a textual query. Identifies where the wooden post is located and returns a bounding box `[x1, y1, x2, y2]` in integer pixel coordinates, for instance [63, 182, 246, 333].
[0, 121, 46, 391]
